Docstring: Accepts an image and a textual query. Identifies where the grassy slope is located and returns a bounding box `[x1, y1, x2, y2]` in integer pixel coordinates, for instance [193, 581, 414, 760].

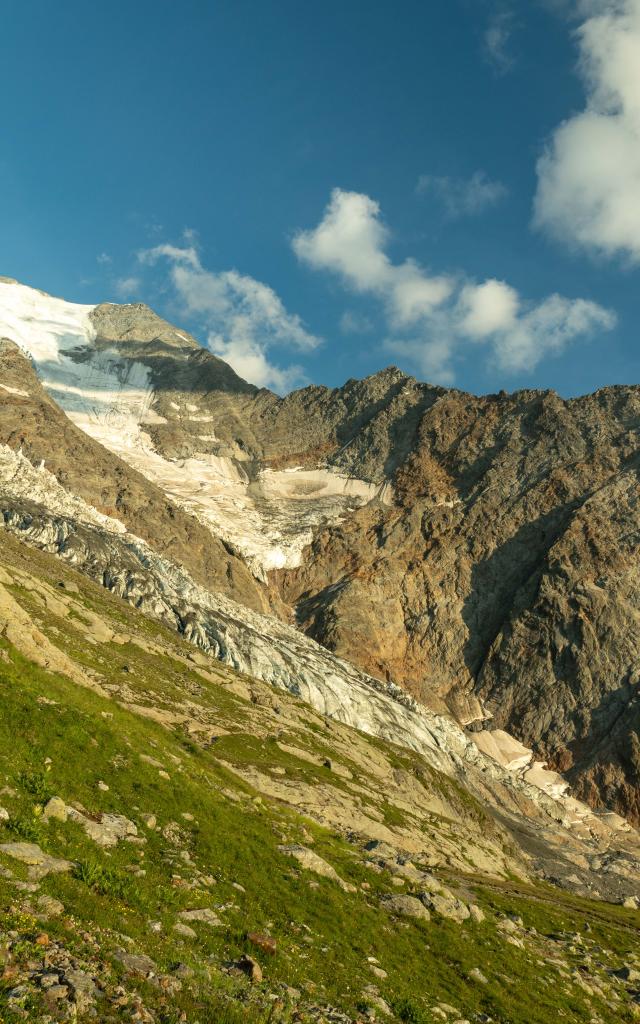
[0, 538, 638, 1023]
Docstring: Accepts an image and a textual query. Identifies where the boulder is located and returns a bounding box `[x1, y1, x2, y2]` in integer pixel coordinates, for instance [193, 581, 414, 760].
[278, 844, 355, 892]
[235, 955, 262, 984]
[421, 892, 470, 923]
[114, 951, 157, 977]
[37, 894, 65, 917]
[67, 807, 138, 847]
[614, 966, 640, 984]
[0, 842, 73, 880]
[64, 969, 96, 1010]
[468, 967, 488, 984]
[381, 895, 431, 921]
[42, 797, 68, 823]
[247, 932, 277, 956]
[178, 907, 221, 927]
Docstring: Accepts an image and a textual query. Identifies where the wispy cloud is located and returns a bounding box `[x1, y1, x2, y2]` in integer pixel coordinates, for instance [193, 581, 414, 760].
[534, 0, 640, 263]
[416, 171, 507, 218]
[293, 188, 615, 385]
[113, 276, 142, 299]
[339, 310, 374, 335]
[483, 9, 516, 73]
[96, 252, 112, 265]
[138, 243, 320, 393]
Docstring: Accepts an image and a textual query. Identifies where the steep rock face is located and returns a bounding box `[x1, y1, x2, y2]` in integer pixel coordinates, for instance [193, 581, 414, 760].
[277, 387, 640, 822]
[477, 471, 640, 821]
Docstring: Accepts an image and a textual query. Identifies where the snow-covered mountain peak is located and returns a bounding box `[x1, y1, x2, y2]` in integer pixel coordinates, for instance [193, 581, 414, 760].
[0, 280, 385, 577]
[0, 279, 96, 364]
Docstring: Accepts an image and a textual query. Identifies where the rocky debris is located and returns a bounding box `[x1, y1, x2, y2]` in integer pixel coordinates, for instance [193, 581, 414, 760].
[173, 922, 197, 939]
[0, 805, 9, 822]
[64, 968, 97, 1010]
[0, 865, 636, 1024]
[1, 932, 103, 1017]
[162, 820, 188, 846]
[497, 917, 526, 948]
[36, 894, 65, 917]
[381, 894, 431, 921]
[114, 950, 157, 977]
[361, 984, 392, 1016]
[278, 844, 356, 892]
[0, 842, 73, 879]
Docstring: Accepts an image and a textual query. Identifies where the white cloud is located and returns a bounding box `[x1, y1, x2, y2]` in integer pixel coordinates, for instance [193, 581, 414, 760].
[207, 337, 304, 393]
[385, 335, 459, 386]
[138, 244, 319, 392]
[113, 276, 142, 299]
[534, 0, 640, 261]
[293, 190, 396, 293]
[96, 252, 112, 265]
[293, 189, 615, 383]
[459, 280, 520, 338]
[139, 243, 200, 270]
[417, 171, 508, 217]
[339, 310, 374, 335]
[483, 10, 516, 73]
[486, 293, 616, 370]
[293, 189, 453, 327]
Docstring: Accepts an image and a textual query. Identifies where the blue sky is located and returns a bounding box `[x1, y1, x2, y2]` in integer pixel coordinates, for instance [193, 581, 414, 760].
[2, 0, 639, 395]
